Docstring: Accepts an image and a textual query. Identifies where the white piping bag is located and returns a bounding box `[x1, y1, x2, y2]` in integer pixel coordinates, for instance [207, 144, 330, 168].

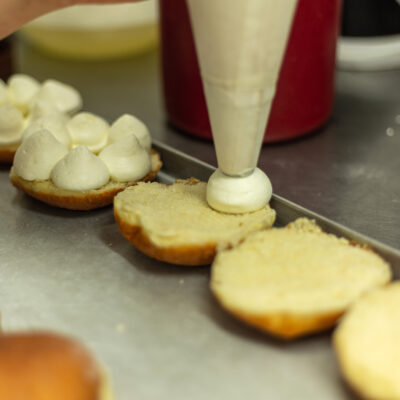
[187, 0, 298, 213]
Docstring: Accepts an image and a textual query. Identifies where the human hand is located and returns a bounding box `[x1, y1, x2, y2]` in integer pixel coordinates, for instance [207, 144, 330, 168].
[0, 0, 143, 39]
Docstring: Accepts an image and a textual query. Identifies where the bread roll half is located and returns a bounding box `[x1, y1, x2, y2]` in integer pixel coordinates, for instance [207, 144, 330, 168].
[334, 283, 400, 400]
[10, 149, 161, 210]
[0, 331, 114, 400]
[114, 178, 276, 266]
[211, 218, 391, 339]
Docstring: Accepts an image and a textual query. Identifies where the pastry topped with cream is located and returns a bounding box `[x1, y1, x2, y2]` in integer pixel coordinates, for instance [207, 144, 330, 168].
[33, 79, 82, 116]
[51, 145, 110, 191]
[0, 74, 82, 163]
[0, 104, 26, 146]
[68, 112, 109, 153]
[99, 133, 151, 182]
[109, 113, 152, 151]
[8, 74, 41, 115]
[13, 129, 68, 181]
[114, 178, 276, 265]
[21, 113, 72, 148]
[10, 113, 161, 210]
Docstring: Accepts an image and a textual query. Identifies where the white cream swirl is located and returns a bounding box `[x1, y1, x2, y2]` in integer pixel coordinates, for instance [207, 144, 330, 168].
[51, 145, 110, 191]
[29, 99, 65, 121]
[0, 104, 25, 145]
[21, 114, 72, 149]
[99, 133, 151, 182]
[32, 79, 82, 115]
[207, 168, 273, 213]
[0, 79, 9, 106]
[13, 129, 68, 181]
[109, 114, 151, 151]
[67, 112, 109, 153]
[8, 74, 41, 115]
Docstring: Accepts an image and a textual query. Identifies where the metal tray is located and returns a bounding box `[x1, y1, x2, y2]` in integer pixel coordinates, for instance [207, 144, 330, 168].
[155, 140, 400, 276]
[0, 140, 399, 400]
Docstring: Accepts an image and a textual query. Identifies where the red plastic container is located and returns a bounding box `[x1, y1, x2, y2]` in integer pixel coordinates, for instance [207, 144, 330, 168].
[160, 0, 342, 143]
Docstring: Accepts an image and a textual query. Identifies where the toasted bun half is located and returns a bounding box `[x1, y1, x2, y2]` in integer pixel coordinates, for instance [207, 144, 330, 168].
[0, 331, 104, 400]
[334, 283, 400, 400]
[114, 178, 276, 266]
[9, 149, 161, 210]
[0, 144, 19, 164]
[211, 218, 391, 339]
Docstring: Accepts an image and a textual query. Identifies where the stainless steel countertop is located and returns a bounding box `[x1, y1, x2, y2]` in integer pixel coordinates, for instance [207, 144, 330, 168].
[0, 39, 397, 400]
[16, 39, 400, 249]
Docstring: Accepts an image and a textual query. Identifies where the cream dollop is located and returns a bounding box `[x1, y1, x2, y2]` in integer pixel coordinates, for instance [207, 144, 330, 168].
[13, 129, 68, 181]
[21, 114, 72, 149]
[51, 145, 110, 191]
[0, 104, 25, 145]
[29, 98, 65, 121]
[0, 79, 9, 106]
[99, 133, 151, 182]
[67, 112, 109, 153]
[8, 74, 41, 115]
[206, 168, 272, 213]
[33, 79, 82, 115]
[109, 114, 151, 151]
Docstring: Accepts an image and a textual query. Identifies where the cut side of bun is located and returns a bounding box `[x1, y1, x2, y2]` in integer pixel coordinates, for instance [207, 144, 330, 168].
[334, 283, 400, 400]
[0, 144, 19, 163]
[114, 178, 276, 266]
[10, 149, 161, 210]
[211, 218, 391, 339]
[0, 331, 112, 400]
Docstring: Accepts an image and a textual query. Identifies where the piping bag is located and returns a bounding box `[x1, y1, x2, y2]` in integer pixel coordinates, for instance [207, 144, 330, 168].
[187, 0, 298, 213]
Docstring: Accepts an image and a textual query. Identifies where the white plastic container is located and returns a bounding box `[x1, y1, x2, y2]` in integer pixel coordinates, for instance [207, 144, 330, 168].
[19, 2, 158, 60]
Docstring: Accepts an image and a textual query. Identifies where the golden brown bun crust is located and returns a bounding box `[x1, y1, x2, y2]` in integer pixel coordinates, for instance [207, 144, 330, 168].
[225, 306, 342, 340]
[114, 208, 216, 265]
[113, 179, 275, 266]
[10, 149, 162, 210]
[0, 144, 18, 163]
[0, 332, 100, 400]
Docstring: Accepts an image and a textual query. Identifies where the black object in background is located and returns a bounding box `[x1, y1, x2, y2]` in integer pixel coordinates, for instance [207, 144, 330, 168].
[0, 37, 13, 80]
[342, 0, 400, 36]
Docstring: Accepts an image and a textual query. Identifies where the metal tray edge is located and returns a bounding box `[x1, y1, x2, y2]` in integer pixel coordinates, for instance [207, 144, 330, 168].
[153, 139, 400, 276]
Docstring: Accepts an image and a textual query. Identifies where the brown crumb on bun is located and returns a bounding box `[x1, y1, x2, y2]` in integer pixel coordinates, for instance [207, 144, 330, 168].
[211, 218, 391, 339]
[114, 178, 276, 266]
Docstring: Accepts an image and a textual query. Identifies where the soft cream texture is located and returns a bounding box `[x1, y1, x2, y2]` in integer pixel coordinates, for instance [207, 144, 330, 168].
[51, 145, 110, 191]
[207, 167, 272, 213]
[68, 112, 109, 153]
[21, 114, 72, 149]
[0, 80, 8, 105]
[29, 99, 65, 121]
[99, 133, 150, 182]
[33, 79, 82, 115]
[114, 180, 276, 248]
[0, 104, 25, 145]
[8, 74, 41, 115]
[334, 283, 400, 400]
[211, 218, 391, 315]
[13, 129, 68, 181]
[109, 114, 151, 151]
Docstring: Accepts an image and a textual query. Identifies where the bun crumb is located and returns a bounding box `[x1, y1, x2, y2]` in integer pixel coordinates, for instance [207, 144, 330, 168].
[211, 218, 391, 339]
